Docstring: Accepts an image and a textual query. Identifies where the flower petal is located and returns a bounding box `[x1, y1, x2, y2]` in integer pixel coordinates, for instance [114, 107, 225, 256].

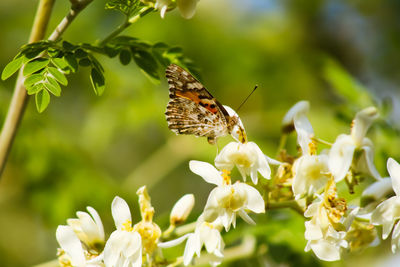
[111, 196, 132, 230]
[104, 230, 127, 266]
[294, 114, 314, 154]
[371, 197, 397, 239]
[238, 209, 256, 225]
[388, 158, 400, 196]
[56, 225, 86, 267]
[351, 106, 378, 146]
[362, 178, 393, 201]
[183, 233, 198, 265]
[357, 143, 382, 180]
[282, 101, 310, 130]
[328, 134, 355, 182]
[309, 239, 341, 261]
[239, 183, 265, 213]
[123, 231, 142, 258]
[87, 206, 105, 241]
[214, 142, 237, 171]
[158, 233, 191, 248]
[189, 160, 223, 186]
[253, 143, 271, 180]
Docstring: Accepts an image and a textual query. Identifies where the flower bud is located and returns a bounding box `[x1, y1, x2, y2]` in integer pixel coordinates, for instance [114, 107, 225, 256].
[170, 194, 195, 225]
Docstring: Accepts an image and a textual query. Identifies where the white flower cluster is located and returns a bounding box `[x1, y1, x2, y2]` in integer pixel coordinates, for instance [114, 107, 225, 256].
[56, 101, 400, 265]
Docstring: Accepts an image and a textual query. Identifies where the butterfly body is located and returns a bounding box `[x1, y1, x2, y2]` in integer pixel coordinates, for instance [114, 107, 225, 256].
[165, 64, 245, 144]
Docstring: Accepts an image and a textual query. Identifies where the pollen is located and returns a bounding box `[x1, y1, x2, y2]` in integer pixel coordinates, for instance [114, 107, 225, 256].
[122, 220, 133, 232]
[133, 221, 161, 255]
[222, 169, 231, 185]
[308, 139, 317, 155]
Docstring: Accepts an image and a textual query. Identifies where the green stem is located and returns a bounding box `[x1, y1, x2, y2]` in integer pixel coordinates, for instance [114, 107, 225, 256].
[266, 200, 304, 215]
[162, 224, 176, 238]
[0, 0, 95, 178]
[276, 133, 287, 158]
[48, 0, 94, 41]
[311, 136, 333, 147]
[99, 6, 154, 46]
[0, 0, 56, 178]
[175, 221, 196, 236]
[166, 257, 184, 267]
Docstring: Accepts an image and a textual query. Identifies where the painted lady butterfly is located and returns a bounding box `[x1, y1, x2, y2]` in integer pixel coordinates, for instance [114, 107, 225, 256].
[165, 64, 246, 144]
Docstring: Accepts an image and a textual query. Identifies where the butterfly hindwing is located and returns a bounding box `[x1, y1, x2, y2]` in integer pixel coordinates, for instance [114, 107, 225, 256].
[165, 64, 230, 143]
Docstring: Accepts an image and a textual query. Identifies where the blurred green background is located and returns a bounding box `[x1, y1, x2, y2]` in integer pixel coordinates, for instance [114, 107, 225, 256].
[1, 0, 400, 266]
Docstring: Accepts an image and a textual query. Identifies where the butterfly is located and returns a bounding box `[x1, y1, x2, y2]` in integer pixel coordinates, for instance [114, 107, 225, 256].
[165, 64, 247, 145]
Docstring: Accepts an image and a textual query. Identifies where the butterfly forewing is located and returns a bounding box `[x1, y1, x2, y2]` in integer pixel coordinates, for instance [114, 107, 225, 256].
[165, 64, 231, 143]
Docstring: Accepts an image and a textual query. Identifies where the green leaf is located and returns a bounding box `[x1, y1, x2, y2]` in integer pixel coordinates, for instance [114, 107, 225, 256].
[90, 68, 105, 96]
[64, 54, 78, 73]
[24, 73, 44, 87]
[27, 83, 43, 95]
[75, 48, 88, 59]
[2, 56, 25, 80]
[105, 0, 140, 16]
[79, 58, 91, 67]
[104, 45, 120, 58]
[47, 67, 68, 86]
[62, 41, 77, 51]
[23, 58, 50, 76]
[52, 57, 70, 73]
[119, 49, 131, 65]
[132, 49, 159, 81]
[47, 47, 63, 58]
[44, 79, 61, 97]
[35, 89, 50, 113]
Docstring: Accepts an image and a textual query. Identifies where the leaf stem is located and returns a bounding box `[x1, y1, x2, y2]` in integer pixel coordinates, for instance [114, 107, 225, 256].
[99, 6, 154, 46]
[0, 0, 94, 178]
[48, 0, 94, 41]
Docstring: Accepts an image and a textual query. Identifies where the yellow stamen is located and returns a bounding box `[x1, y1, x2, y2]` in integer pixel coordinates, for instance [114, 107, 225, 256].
[222, 169, 231, 185]
[122, 220, 133, 232]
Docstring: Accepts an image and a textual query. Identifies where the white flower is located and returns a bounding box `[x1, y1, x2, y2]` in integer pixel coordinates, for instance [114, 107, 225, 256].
[371, 158, 400, 252]
[155, 0, 200, 19]
[159, 219, 224, 266]
[282, 101, 314, 154]
[56, 225, 104, 267]
[183, 220, 224, 266]
[66, 207, 105, 252]
[303, 181, 352, 261]
[170, 194, 195, 225]
[103, 197, 142, 267]
[190, 160, 265, 231]
[215, 141, 271, 184]
[328, 107, 380, 182]
[292, 154, 330, 199]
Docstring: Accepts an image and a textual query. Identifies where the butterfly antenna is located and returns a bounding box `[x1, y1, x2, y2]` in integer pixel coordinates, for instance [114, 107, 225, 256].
[236, 85, 258, 112]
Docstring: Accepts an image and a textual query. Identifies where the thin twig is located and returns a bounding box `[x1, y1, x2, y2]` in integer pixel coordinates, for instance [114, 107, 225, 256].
[0, 0, 94, 178]
[99, 6, 153, 46]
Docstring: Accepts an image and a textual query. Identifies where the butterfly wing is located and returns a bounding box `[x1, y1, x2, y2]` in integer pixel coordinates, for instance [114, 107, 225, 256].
[165, 64, 230, 143]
